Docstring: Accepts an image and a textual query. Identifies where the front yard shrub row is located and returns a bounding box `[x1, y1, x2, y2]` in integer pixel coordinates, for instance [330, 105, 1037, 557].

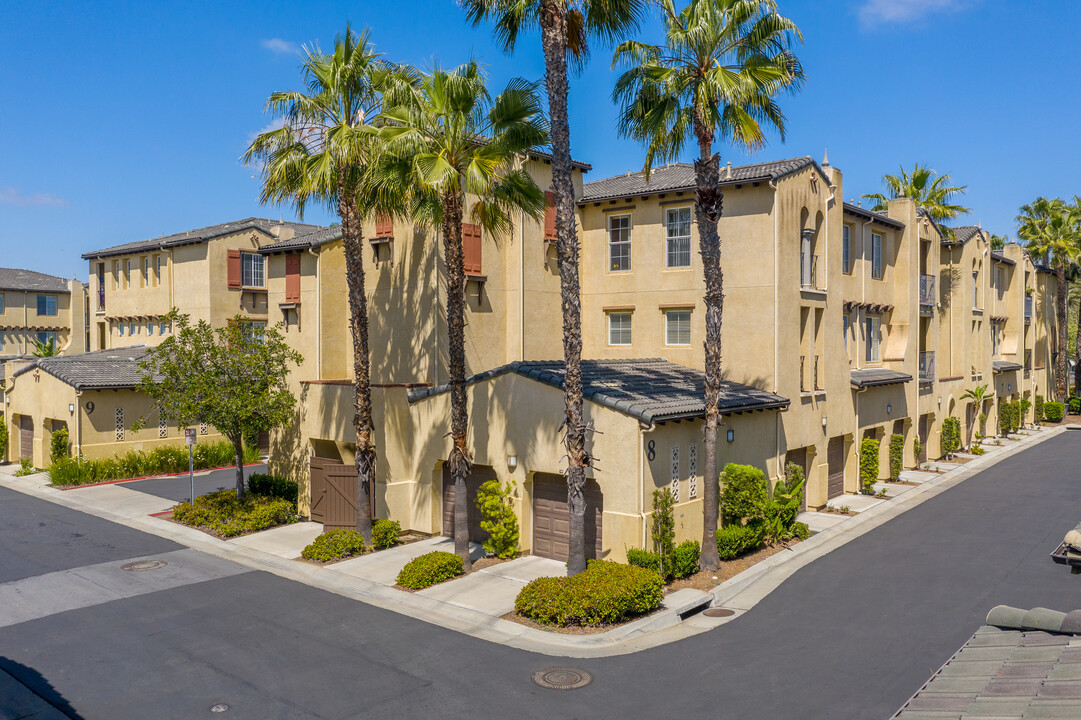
[1044, 401, 1066, 423]
[860, 438, 879, 493]
[888, 434, 904, 479]
[999, 401, 1020, 435]
[0, 422, 7, 461]
[940, 418, 960, 457]
[515, 560, 664, 627]
[716, 520, 767, 560]
[1019, 398, 1032, 426]
[1069, 397, 1081, 416]
[48, 441, 261, 486]
[247, 473, 298, 509]
[396, 551, 463, 589]
[626, 540, 700, 581]
[371, 519, 401, 550]
[172, 490, 296, 538]
[475, 480, 518, 559]
[302, 529, 366, 561]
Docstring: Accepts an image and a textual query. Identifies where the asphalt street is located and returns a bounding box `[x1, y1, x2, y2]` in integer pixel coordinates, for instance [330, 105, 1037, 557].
[2, 434, 1080, 719]
[116, 463, 267, 504]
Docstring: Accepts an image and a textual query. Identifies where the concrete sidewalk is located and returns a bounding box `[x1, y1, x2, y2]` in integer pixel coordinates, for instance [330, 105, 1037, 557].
[0, 422, 1067, 657]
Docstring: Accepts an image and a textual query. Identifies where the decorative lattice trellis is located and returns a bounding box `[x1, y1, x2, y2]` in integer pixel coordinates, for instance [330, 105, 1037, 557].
[115, 407, 124, 442]
[688, 443, 698, 499]
[670, 445, 680, 502]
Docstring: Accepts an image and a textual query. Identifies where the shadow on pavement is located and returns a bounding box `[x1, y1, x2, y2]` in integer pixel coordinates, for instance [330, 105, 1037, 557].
[1, 655, 84, 719]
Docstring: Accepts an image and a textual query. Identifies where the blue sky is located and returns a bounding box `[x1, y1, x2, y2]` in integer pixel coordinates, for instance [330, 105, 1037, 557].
[3, 0, 1079, 280]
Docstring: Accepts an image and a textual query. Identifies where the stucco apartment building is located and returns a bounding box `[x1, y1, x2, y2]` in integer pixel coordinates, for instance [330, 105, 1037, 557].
[0, 268, 87, 358]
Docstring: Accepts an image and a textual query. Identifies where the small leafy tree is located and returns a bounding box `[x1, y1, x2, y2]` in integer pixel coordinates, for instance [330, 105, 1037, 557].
[50, 427, 70, 464]
[859, 438, 879, 493]
[888, 434, 904, 480]
[650, 488, 676, 567]
[136, 310, 303, 499]
[912, 435, 923, 463]
[475, 480, 519, 559]
[961, 384, 990, 438]
[940, 417, 960, 458]
[32, 337, 59, 357]
[1019, 398, 1032, 427]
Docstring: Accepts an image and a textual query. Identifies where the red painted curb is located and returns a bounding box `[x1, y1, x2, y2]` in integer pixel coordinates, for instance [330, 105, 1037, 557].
[58, 462, 265, 491]
[148, 510, 174, 517]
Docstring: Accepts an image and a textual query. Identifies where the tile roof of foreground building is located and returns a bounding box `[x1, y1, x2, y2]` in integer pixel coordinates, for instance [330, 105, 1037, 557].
[408, 358, 790, 424]
[0, 268, 73, 293]
[12, 346, 151, 390]
[579, 156, 828, 204]
[891, 605, 1081, 719]
[82, 218, 327, 260]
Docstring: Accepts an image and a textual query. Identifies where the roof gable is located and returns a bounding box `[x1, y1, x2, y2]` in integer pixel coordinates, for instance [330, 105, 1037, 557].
[13, 346, 151, 390]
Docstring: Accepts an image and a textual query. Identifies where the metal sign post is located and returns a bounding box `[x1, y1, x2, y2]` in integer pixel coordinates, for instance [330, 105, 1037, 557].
[185, 428, 197, 503]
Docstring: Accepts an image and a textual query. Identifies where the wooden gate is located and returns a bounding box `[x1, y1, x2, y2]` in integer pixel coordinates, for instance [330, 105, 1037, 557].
[309, 456, 372, 530]
[19, 416, 33, 461]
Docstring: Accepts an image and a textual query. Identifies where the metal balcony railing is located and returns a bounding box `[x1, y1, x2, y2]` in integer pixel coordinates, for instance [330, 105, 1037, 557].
[919, 274, 935, 306]
[814, 355, 822, 391]
[919, 351, 935, 382]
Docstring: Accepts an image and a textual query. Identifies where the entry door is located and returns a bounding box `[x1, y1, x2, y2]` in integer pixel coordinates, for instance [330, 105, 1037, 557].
[19, 416, 33, 461]
[827, 437, 845, 499]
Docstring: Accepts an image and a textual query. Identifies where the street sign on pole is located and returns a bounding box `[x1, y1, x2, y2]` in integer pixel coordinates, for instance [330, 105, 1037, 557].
[185, 429, 196, 503]
[185, 428, 196, 446]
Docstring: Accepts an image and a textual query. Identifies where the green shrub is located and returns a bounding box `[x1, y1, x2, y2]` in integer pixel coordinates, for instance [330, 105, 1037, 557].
[47, 440, 260, 486]
[913, 435, 923, 462]
[1019, 398, 1032, 427]
[1035, 394, 1045, 425]
[668, 540, 701, 579]
[971, 445, 985, 455]
[371, 519, 401, 550]
[1070, 397, 1081, 416]
[790, 521, 810, 540]
[396, 551, 463, 589]
[172, 490, 295, 538]
[716, 520, 767, 560]
[247, 473, 298, 509]
[941, 418, 960, 458]
[626, 547, 663, 574]
[301, 529, 367, 561]
[719, 463, 768, 524]
[860, 437, 880, 493]
[15, 457, 37, 476]
[514, 560, 664, 627]
[888, 434, 904, 479]
[50, 427, 70, 464]
[1045, 401, 1066, 423]
[0, 421, 7, 461]
[475, 480, 518, 559]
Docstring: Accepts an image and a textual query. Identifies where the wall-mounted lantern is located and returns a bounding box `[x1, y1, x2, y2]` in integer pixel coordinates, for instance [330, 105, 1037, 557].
[726, 429, 735, 443]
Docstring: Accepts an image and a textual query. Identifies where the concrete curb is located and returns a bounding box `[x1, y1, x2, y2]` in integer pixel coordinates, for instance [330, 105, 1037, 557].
[0, 424, 1067, 658]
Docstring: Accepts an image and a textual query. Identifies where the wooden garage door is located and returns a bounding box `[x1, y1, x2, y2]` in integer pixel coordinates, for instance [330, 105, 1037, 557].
[441, 464, 495, 544]
[19, 416, 33, 461]
[918, 415, 929, 462]
[827, 437, 845, 499]
[532, 473, 602, 562]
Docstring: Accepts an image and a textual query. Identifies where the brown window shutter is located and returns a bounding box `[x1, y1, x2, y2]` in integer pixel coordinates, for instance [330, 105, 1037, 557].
[375, 213, 393, 237]
[462, 223, 482, 275]
[227, 249, 242, 289]
[544, 191, 557, 240]
[285, 254, 301, 302]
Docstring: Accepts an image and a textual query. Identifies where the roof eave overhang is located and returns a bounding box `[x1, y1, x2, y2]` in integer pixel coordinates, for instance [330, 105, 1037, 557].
[842, 206, 905, 230]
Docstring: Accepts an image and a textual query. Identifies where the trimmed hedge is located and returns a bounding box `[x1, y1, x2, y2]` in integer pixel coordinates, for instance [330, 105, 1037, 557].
[888, 434, 904, 479]
[247, 473, 298, 509]
[396, 551, 463, 589]
[172, 490, 296, 538]
[860, 438, 880, 492]
[941, 418, 960, 457]
[514, 560, 664, 627]
[50, 427, 70, 464]
[302, 529, 366, 562]
[716, 519, 768, 560]
[626, 540, 700, 581]
[1069, 397, 1081, 416]
[48, 441, 261, 486]
[1045, 401, 1066, 423]
[719, 463, 768, 524]
[1035, 394, 1045, 425]
[372, 519, 401, 550]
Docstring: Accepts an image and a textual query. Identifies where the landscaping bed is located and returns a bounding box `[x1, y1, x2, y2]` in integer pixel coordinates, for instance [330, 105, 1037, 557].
[171, 490, 296, 539]
[299, 524, 428, 565]
[49, 441, 261, 487]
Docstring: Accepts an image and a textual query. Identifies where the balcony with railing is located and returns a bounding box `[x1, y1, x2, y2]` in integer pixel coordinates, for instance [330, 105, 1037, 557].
[919, 351, 935, 383]
[919, 274, 935, 311]
[1025, 295, 1033, 323]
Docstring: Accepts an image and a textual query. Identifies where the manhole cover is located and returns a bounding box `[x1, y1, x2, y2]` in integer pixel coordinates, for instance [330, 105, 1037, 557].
[531, 667, 593, 690]
[702, 608, 735, 618]
[121, 560, 168, 572]
[210, 703, 229, 712]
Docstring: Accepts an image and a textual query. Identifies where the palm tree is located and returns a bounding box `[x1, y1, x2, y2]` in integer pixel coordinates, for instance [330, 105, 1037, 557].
[989, 233, 1008, 251]
[243, 26, 409, 542]
[960, 383, 990, 441]
[461, 0, 645, 576]
[31, 337, 59, 357]
[863, 163, 971, 225]
[1017, 197, 1078, 401]
[612, 0, 804, 571]
[379, 62, 547, 570]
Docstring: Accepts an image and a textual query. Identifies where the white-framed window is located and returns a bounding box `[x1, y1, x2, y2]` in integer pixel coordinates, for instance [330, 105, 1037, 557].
[159, 319, 168, 335]
[608, 214, 631, 272]
[842, 225, 851, 274]
[245, 320, 267, 344]
[36, 331, 58, 349]
[0, 293, 5, 314]
[241, 252, 265, 288]
[665, 207, 692, 268]
[154, 254, 162, 287]
[36, 295, 57, 316]
[865, 315, 880, 362]
[125, 259, 132, 289]
[128, 321, 137, 336]
[870, 233, 883, 279]
[665, 309, 691, 346]
[118, 323, 125, 337]
[146, 321, 154, 335]
[608, 311, 632, 346]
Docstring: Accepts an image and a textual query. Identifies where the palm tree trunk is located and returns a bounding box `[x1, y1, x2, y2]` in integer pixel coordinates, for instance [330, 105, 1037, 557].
[340, 189, 375, 544]
[694, 119, 724, 572]
[1056, 263, 1068, 401]
[442, 190, 473, 572]
[1073, 293, 1081, 398]
[540, 0, 588, 577]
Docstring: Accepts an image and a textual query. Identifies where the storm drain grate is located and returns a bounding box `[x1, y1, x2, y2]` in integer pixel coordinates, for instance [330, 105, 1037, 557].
[121, 560, 168, 572]
[702, 607, 735, 618]
[532, 667, 593, 690]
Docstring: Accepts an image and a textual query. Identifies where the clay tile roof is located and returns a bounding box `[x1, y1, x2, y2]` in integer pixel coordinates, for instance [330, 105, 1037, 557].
[993, 359, 1024, 373]
[408, 358, 789, 424]
[258, 225, 344, 254]
[949, 226, 983, 246]
[0, 268, 72, 293]
[850, 368, 912, 388]
[12, 346, 152, 390]
[82, 218, 328, 260]
[842, 202, 906, 230]
[579, 156, 826, 204]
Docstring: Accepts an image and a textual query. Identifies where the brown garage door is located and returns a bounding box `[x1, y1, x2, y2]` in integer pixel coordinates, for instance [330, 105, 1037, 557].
[19, 416, 33, 461]
[827, 437, 845, 499]
[532, 473, 603, 562]
[918, 415, 929, 462]
[441, 464, 495, 544]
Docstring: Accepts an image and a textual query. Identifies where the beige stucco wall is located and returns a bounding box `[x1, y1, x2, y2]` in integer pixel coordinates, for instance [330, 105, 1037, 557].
[0, 281, 84, 356]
